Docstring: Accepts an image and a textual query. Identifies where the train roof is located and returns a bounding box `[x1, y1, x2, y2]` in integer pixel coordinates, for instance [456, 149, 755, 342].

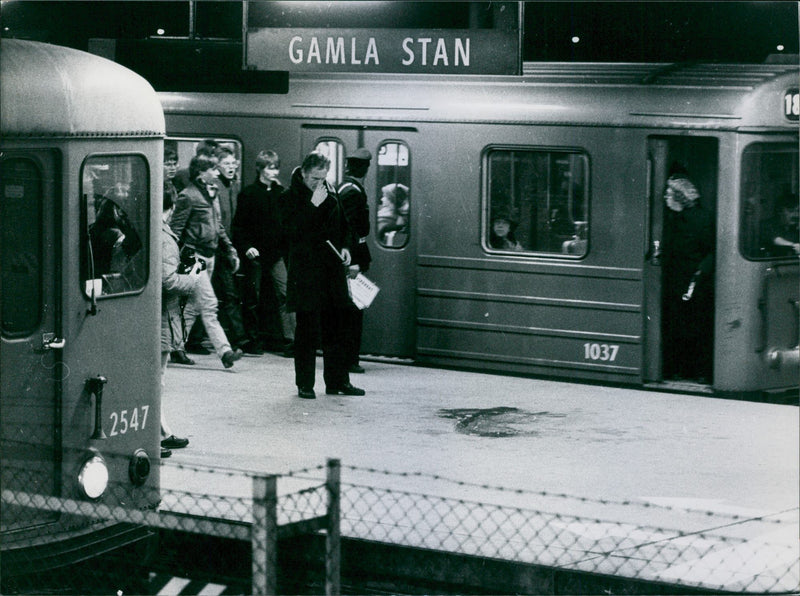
[1, 39, 164, 138]
[161, 61, 799, 132]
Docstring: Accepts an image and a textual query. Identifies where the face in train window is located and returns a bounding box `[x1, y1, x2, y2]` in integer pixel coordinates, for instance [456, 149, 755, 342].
[740, 143, 799, 260]
[313, 139, 345, 187]
[376, 142, 411, 249]
[485, 149, 589, 257]
[1, 158, 43, 334]
[81, 155, 149, 297]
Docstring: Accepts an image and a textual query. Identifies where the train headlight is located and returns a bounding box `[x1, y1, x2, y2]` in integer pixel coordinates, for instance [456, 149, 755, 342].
[78, 454, 109, 499]
[129, 449, 151, 486]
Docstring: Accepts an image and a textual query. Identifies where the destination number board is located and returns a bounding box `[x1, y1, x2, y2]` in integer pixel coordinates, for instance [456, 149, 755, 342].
[785, 89, 799, 121]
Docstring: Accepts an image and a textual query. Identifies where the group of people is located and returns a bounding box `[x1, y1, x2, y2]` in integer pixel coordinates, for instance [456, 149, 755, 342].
[159, 142, 376, 456]
[156, 140, 794, 455]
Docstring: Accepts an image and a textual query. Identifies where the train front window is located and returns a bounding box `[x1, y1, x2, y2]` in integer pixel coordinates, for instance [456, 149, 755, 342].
[81, 155, 149, 297]
[740, 142, 799, 260]
[485, 148, 589, 257]
[1, 158, 43, 335]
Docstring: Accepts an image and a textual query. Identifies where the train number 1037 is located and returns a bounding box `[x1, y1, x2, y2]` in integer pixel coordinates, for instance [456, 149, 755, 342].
[108, 406, 150, 436]
[583, 343, 620, 362]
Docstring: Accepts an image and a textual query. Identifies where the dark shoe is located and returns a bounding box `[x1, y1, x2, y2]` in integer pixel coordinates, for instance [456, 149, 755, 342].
[221, 349, 242, 368]
[170, 350, 195, 365]
[348, 364, 365, 374]
[186, 343, 211, 355]
[161, 435, 189, 449]
[161, 447, 172, 458]
[298, 387, 316, 399]
[283, 341, 295, 358]
[326, 383, 365, 396]
[241, 341, 264, 355]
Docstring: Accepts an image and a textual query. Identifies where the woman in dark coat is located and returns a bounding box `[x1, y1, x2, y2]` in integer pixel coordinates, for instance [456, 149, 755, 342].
[661, 174, 715, 382]
[283, 151, 364, 399]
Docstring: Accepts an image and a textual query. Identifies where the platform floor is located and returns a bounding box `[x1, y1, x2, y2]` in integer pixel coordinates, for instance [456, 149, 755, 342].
[159, 352, 799, 592]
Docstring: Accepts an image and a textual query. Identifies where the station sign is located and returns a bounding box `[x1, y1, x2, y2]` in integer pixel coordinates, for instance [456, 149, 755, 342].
[246, 28, 519, 75]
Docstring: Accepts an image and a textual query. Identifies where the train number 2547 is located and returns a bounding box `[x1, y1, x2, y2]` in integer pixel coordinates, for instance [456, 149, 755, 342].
[109, 406, 150, 436]
[583, 343, 619, 362]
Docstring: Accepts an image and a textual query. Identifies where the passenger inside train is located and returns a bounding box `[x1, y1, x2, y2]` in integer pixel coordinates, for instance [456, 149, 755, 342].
[764, 191, 800, 257]
[377, 183, 410, 247]
[88, 185, 143, 293]
[488, 206, 523, 251]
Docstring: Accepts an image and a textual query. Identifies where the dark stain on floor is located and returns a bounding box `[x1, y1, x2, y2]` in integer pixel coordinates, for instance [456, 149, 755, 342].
[437, 407, 566, 437]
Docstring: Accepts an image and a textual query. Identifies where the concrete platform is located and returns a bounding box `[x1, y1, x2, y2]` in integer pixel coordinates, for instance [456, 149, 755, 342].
[159, 352, 799, 592]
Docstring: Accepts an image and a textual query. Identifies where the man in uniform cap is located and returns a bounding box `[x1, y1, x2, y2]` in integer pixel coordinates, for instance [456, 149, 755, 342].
[338, 148, 373, 374]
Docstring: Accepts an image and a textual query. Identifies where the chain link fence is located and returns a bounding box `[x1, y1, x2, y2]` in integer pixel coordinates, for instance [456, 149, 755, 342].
[338, 465, 799, 594]
[2, 457, 797, 595]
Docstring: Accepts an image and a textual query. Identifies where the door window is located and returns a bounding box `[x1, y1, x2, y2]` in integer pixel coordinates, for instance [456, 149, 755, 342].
[82, 155, 149, 296]
[313, 139, 345, 187]
[375, 142, 411, 249]
[1, 157, 43, 335]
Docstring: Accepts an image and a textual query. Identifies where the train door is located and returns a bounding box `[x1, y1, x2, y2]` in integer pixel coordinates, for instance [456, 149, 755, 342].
[0, 150, 62, 531]
[302, 127, 417, 357]
[644, 136, 718, 386]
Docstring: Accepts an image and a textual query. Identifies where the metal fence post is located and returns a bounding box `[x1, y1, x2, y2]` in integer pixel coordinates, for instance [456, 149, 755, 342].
[325, 458, 341, 596]
[252, 474, 278, 596]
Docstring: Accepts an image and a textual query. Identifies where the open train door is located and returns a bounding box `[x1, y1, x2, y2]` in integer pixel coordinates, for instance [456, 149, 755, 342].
[0, 150, 62, 535]
[643, 139, 668, 384]
[301, 126, 417, 358]
[644, 136, 718, 387]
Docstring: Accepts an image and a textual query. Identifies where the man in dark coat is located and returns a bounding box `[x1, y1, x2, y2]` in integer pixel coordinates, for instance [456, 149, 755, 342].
[661, 173, 714, 382]
[233, 150, 295, 355]
[337, 148, 373, 374]
[211, 145, 249, 353]
[283, 151, 365, 399]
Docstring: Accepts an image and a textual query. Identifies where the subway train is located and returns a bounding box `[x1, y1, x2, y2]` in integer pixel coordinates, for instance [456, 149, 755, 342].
[1, 40, 163, 581]
[160, 59, 799, 399]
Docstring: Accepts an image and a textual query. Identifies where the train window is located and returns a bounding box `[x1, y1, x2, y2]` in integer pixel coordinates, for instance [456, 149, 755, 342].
[376, 142, 411, 249]
[82, 155, 149, 297]
[485, 149, 589, 257]
[740, 142, 799, 260]
[165, 136, 242, 251]
[166, 137, 243, 189]
[1, 158, 43, 334]
[313, 139, 345, 187]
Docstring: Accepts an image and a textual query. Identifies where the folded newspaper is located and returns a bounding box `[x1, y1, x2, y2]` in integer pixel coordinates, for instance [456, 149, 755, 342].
[348, 273, 380, 309]
[326, 240, 380, 309]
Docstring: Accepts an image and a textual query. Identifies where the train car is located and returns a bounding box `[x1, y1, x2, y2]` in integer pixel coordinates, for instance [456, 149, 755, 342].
[160, 59, 799, 399]
[1, 40, 164, 582]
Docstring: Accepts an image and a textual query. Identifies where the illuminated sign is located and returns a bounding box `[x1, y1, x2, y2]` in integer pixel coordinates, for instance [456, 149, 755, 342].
[784, 89, 799, 121]
[246, 28, 519, 75]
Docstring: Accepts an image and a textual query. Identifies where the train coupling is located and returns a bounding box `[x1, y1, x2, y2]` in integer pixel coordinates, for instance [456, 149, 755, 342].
[767, 346, 800, 370]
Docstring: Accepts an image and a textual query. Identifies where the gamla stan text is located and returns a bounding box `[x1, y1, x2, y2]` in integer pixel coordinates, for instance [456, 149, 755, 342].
[288, 36, 471, 66]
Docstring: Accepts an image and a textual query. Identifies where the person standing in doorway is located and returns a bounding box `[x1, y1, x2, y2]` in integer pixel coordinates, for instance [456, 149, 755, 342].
[661, 173, 714, 383]
[338, 148, 373, 374]
[283, 151, 365, 399]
